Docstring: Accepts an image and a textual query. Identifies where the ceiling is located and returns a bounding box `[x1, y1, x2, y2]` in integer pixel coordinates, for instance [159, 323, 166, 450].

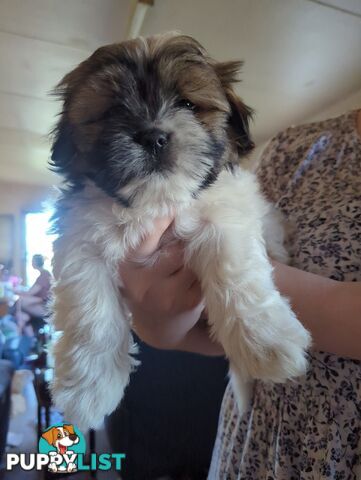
[0, 0, 360, 186]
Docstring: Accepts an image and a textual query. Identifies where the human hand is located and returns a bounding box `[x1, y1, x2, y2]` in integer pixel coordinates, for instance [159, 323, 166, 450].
[119, 217, 205, 350]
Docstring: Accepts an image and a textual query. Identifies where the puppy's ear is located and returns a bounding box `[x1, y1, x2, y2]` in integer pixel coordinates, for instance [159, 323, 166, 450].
[214, 61, 255, 156]
[63, 424, 75, 435]
[41, 428, 56, 446]
[225, 88, 254, 155]
[49, 50, 110, 180]
[50, 120, 77, 176]
[50, 115, 93, 181]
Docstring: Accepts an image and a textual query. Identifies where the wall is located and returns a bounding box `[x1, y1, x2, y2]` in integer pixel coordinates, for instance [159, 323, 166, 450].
[0, 181, 54, 280]
[246, 86, 361, 171]
[306, 86, 361, 123]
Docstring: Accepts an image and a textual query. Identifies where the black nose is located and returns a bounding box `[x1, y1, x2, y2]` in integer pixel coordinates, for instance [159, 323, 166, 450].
[136, 128, 170, 153]
[69, 434, 78, 441]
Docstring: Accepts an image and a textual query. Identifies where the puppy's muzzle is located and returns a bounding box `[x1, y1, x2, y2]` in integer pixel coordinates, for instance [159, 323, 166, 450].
[136, 128, 170, 155]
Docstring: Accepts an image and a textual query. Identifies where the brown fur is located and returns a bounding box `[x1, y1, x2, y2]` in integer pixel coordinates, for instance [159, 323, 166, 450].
[51, 32, 253, 182]
[41, 425, 76, 446]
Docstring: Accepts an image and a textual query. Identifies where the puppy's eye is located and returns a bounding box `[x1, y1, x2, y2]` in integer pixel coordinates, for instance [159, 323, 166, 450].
[57, 433, 62, 438]
[177, 99, 197, 111]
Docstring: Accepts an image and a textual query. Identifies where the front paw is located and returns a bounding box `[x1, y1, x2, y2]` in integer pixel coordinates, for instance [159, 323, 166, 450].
[48, 463, 58, 473]
[67, 462, 77, 472]
[227, 296, 311, 382]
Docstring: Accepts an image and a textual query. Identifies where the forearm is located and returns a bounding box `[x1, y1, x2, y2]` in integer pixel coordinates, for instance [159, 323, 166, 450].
[26, 284, 41, 296]
[272, 261, 361, 360]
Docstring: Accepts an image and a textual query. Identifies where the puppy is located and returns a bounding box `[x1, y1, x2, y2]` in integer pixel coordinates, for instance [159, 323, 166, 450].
[50, 32, 311, 429]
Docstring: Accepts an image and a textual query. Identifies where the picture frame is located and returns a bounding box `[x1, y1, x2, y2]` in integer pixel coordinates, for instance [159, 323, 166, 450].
[0, 214, 15, 269]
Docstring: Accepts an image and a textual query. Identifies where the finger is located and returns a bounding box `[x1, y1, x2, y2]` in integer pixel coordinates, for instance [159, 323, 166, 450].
[168, 265, 198, 289]
[168, 276, 203, 315]
[119, 238, 183, 298]
[121, 238, 183, 281]
[142, 267, 198, 314]
[183, 280, 203, 311]
[152, 241, 185, 277]
[135, 216, 174, 258]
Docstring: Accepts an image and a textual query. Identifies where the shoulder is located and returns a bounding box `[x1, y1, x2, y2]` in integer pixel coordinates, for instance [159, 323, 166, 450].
[260, 120, 330, 166]
[260, 111, 356, 166]
[255, 113, 353, 201]
[255, 126, 298, 202]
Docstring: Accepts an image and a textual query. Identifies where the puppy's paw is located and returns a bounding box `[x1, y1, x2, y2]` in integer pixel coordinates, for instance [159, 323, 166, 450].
[52, 344, 136, 429]
[226, 296, 311, 383]
[229, 372, 253, 415]
[48, 463, 58, 473]
[255, 323, 311, 382]
[67, 462, 77, 473]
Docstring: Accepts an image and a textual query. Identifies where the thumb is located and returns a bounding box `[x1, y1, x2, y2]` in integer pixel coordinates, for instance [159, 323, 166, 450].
[131, 216, 174, 259]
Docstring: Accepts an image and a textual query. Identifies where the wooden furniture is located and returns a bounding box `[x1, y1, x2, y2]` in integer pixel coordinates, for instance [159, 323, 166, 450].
[33, 367, 52, 439]
[32, 356, 97, 478]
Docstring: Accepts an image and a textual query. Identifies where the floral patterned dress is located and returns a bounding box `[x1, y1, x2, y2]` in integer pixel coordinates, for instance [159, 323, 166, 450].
[208, 111, 361, 480]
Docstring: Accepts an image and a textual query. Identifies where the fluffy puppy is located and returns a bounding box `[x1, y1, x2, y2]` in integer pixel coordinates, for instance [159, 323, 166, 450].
[50, 32, 311, 429]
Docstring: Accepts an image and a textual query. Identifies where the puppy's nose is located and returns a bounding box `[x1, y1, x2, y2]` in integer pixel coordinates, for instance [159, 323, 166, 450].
[69, 434, 78, 441]
[136, 128, 170, 153]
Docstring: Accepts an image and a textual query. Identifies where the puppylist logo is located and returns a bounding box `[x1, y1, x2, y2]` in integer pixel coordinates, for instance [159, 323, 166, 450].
[6, 423, 125, 473]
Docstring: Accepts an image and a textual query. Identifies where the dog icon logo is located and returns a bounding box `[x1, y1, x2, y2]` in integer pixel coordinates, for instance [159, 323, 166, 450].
[7, 422, 124, 473]
[39, 423, 85, 473]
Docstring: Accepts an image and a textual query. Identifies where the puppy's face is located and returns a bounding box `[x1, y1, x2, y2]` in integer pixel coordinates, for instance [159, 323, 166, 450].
[41, 425, 79, 454]
[51, 33, 253, 207]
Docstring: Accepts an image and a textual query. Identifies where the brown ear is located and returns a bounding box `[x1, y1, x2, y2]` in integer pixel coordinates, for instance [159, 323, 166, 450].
[225, 88, 254, 155]
[49, 46, 114, 178]
[214, 60, 244, 86]
[63, 424, 75, 435]
[41, 428, 57, 445]
[214, 61, 254, 156]
[50, 120, 77, 174]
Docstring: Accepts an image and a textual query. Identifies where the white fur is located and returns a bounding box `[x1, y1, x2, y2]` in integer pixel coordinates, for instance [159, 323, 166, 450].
[51, 166, 311, 429]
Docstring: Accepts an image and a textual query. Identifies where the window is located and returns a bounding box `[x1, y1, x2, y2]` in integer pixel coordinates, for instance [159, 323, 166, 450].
[24, 211, 56, 286]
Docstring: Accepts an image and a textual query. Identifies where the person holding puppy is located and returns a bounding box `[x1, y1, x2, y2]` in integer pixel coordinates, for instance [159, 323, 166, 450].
[120, 109, 361, 478]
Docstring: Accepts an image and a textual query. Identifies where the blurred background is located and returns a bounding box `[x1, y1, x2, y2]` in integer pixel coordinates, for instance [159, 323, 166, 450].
[0, 1, 360, 478]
